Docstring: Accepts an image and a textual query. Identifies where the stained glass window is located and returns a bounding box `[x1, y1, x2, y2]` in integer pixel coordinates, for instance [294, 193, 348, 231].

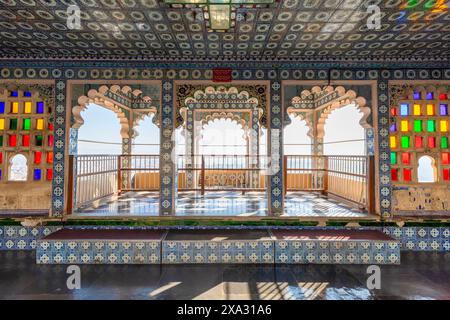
[0, 89, 53, 182]
[390, 88, 450, 184]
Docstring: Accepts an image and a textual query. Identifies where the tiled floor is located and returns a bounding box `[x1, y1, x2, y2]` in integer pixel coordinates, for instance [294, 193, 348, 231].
[73, 191, 366, 218]
[284, 192, 367, 217]
[1, 251, 449, 300]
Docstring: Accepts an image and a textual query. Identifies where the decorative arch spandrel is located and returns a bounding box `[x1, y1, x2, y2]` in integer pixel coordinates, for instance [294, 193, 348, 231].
[71, 85, 158, 139]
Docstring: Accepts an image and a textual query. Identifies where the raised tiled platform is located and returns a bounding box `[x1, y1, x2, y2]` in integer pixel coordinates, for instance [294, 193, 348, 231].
[35, 228, 401, 265]
[163, 230, 274, 264]
[0, 226, 61, 250]
[36, 229, 166, 265]
[272, 230, 400, 265]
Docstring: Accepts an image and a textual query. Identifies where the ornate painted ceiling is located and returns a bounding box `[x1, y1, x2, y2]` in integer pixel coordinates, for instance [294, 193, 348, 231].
[0, 0, 449, 61]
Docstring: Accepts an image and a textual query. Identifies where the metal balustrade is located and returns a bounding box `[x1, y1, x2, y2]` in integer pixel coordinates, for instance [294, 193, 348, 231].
[285, 155, 374, 211]
[118, 155, 160, 192]
[67, 154, 374, 213]
[178, 154, 268, 193]
[69, 155, 119, 210]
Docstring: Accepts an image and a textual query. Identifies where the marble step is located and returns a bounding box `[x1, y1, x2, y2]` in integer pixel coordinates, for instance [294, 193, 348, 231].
[36, 228, 400, 265]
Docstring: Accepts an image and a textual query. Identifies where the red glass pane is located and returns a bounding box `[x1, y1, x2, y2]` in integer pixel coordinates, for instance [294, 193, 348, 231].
[46, 152, 53, 164]
[34, 151, 42, 165]
[46, 169, 53, 181]
[444, 169, 450, 181]
[439, 94, 447, 100]
[402, 153, 410, 165]
[414, 136, 423, 148]
[48, 123, 54, 131]
[0, 152, 2, 164]
[48, 135, 54, 147]
[403, 169, 412, 182]
[8, 135, 16, 147]
[443, 153, 450, 165]
[391, 169, 398, 181]
[22, 135, 30, 147]
[390, 107, 397, 116]
[428, 137, 436, 148]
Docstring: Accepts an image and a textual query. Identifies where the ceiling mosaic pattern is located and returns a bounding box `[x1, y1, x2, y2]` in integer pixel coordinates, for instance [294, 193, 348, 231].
[0, 0, 449, 61]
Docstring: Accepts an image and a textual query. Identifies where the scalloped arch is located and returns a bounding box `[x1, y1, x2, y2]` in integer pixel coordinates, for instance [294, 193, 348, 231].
[199, 112, 250, 142]
[201, 112, 249, 131]
[313, 86, 371, 139]
[71, 85, 155, 139]
[285, 111, 315, 139]
[178, 85, 263, 129]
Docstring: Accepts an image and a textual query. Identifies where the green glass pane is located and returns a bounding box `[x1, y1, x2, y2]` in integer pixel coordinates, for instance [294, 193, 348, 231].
[23, 118, 31, 131]
[427, 120, 436, 132]
[401, 136, 410, 148]
[413, 120, 422, 132]
[442, 137, 449, 149]
[391, 152, 397, 165]
[36, 135, 43, 146]
[10, 118, 17, 130]
[0, 136, 3, 147]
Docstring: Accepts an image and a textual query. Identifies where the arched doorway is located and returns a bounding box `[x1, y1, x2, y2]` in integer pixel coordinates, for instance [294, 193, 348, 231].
[69, 85, 160, 216]
[284, 85, 374, 217]
[175, 85, 268, 216]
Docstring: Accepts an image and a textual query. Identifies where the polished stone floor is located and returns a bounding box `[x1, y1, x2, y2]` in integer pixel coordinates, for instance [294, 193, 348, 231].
[74, 191, 366, 217]
[0, 251, 448, 300]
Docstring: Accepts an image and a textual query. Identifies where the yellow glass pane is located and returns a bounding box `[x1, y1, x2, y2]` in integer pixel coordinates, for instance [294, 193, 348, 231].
[441, 120, 449, 132]
[0, 118, 4, 130]
[36, 119, 44, 130]
[24, 102, 32, 114]
[390, 136, 397, 148]
[400, 120, 409, 132]
[426, 104, 435, 115]
[413, 104, 421, 115]
[11, 102, 19, 114]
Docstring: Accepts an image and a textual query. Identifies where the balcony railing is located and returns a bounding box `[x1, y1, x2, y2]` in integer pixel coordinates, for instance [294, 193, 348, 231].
[68, 155, 119, 211]
[118, 155, 160, 192]
[178, 154, 268, 193]
[284, 155, 374, 211]
[67, 154, 374, 213]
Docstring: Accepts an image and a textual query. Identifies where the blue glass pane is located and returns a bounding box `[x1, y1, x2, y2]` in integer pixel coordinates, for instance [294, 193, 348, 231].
[426, 92, 434, 100]
[0, 102, 4, 113]
[413, 92, 421, 100]
[10, 91, 18, 97]
[400, 104, 409, 116]
[390, 123, 397, 132]
[33, 169, 41, 181]
[36, 102, 44, 114]
[24, 91, 32, 97]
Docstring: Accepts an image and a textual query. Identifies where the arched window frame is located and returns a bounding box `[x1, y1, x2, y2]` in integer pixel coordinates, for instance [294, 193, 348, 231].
[8, 153, 29, 182]
[417, 154, 438, 183]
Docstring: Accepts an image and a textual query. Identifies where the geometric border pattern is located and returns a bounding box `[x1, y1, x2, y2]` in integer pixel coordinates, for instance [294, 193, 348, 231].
[275, 239, 401, 265]
[1, 225, 448, 255]
[36, 239, 160, 265]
